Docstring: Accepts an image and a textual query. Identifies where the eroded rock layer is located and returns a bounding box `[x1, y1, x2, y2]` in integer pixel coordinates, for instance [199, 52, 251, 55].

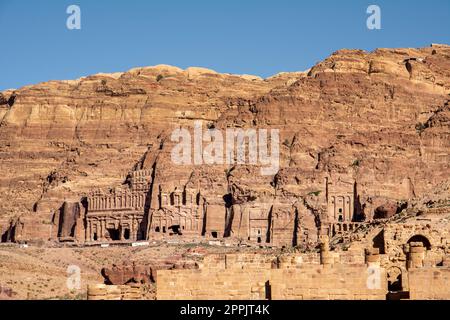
[0, 45, 449, 247]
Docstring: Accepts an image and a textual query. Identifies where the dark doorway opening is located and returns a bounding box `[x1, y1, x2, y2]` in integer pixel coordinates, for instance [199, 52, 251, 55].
[388, 276, 402, 292]
[265, 281, 272, 300]
[386, 266, 409, 300]
[163, 226, 166, 233]
[257, 237, 262, 243]
[387, 268, 403, 292]
[372, 230, 386, 254]
[170, 225, 182, 235]
[155, 227, 160, 232]
[386, 291, 410, 300]
[93, 232, 98, 241]
[9, 226, 16, 242]
[211, 231, 218, 238]
[124, 229, 130, 240]
[1, 230, 8, 243]
[70, 224, 76, 238]
[107, 228, 120, 241]
[292, 209, 299, 247]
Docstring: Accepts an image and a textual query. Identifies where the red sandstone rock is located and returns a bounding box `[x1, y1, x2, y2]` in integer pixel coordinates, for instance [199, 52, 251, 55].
[373, 201, 401, 219]
[0, 45, 449, 249]
[102, 262, 152, 285]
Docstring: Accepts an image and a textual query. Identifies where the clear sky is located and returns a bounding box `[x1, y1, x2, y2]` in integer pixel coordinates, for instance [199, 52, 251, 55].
[0, 0, 449, 90]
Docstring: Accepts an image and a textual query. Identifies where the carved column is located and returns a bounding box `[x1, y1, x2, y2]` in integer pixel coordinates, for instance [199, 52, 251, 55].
[120, 223, 124, 241]
[407, 242, 425, 269]
[131, 217, 137, 241]
[87, 220, 92, 242]
[100, 219, 106, 240]
[320, 235, 333, 266]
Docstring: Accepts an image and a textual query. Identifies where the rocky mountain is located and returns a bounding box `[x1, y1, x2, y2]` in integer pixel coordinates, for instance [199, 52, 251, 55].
[0, 44, 449, 245]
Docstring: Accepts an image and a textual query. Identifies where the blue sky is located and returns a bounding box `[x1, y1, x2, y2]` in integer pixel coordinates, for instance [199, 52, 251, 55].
[0, 0, 449, 90]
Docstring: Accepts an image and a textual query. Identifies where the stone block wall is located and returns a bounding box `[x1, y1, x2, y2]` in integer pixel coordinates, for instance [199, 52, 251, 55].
[157, 253, 387, 300]
[157, 266, 387, 300]
[271, 266, 387, 300]
[87, 284, 149, 300]
[157, 269, 272, 300]
[408, 267, 450, 300]
[201, 253, 276, 270]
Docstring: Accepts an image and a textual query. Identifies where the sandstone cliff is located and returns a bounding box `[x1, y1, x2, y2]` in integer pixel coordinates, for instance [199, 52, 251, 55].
[0, 45, 449, 244]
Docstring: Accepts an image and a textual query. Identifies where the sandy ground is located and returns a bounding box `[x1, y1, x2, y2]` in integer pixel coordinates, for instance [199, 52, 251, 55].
[0, 242, 270, 300]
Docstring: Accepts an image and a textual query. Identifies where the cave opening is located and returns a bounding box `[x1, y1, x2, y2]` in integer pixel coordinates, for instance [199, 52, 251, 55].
[1, 230, 8, 243]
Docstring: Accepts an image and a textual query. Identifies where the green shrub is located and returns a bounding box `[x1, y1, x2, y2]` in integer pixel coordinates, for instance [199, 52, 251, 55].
[352, 159, 360, 167]
[415, 122, 428, 134]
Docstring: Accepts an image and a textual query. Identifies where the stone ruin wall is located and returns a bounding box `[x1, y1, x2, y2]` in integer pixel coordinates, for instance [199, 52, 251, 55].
[156, 252, 388, 300]
[87, 283, 152, 300]
[408, 268, 450, 300]
[156, 248, 450, 300]
[86, 229, 450, 300]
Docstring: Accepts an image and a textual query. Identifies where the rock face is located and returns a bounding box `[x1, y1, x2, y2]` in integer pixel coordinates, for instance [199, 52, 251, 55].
[102, 262, 153, 285]
[0, 45, 449, 247]
[373, 201, 402, 219]
[57, 202, 84, 241]
[0, 285, 16, 300]
[101, 260, 198, 285]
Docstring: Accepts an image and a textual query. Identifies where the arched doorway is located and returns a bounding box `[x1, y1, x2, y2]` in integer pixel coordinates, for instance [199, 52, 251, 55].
[387, 266, 403, 292]
[386, 266, 410, 300]
[407, 235, 431, 250]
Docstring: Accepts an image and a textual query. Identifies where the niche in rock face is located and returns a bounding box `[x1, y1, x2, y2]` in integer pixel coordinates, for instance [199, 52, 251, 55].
[58, 202, 80, 239]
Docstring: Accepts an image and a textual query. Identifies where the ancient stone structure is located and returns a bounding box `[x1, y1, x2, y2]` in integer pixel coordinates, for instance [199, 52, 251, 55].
[43, 171, 369, 247]
[149, 187, 205, 236]
[156, 244, 450, 300]
[87, 284, 152, 300]
[85, 220, 450, 300]
[325, 178, 363, 237]
[2, 45, 449, 250]
[86, 169, 152, 242]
